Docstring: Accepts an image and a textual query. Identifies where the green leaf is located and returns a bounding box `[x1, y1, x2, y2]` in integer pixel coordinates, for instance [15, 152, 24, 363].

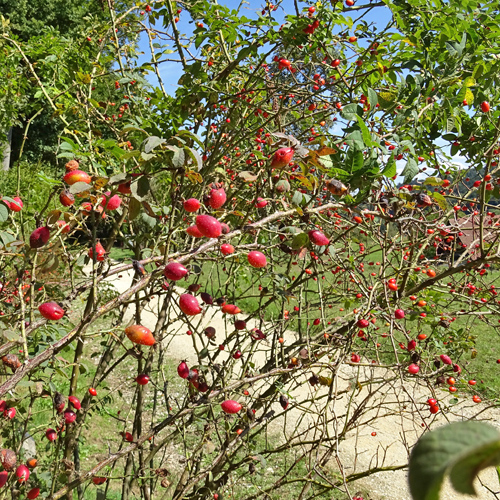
[140, 213, 157, 228]
[409, 422, 500, 500]
[292, 191, 304, 206]
[172, 147, 186, 169]
[128, 198, 141, 221]
[381, 155, 396, 177]
[402, 158, 419, 183]
[432, 192, 448, 211]
[131, 177, 150, 201]
[59, 137, 78, 152]
[0, 203, 8, 222]
[423, 177, 443, 186]
[0, 231, 16, 247]
[367, 88, 378, 108]
[109, 173, 128, 185]
[473, 63, 484, 80]
[186, 147, 203, 171]
[143, 136, 166, 154]
[69, 182, 91, 195]
[352, 151, 364, 172]
[291, 232, 309, 249]
[341, 104, 362, 121]
[355, 115, 375, 147]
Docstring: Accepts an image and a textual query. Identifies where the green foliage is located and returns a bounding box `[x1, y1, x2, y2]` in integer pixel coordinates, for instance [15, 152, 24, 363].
[409, 422, 500, 500]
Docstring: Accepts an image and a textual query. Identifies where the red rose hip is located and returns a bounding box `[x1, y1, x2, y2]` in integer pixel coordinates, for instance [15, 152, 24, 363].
[183, 198, 201, 212]
[38, 302, 65, 321]
[221, 400, 242, 414]
[125, 325, 156, 346]
[208, 188, 227, 209]
[270, 147, 294, 168]
[247, 251, 267, 268]
[179, 294, 202, 315]
[195, 215, 222, 238]
[29, 226, 50, 249]
[164, 262, 188, 281]
[308, 230, 329, 246]
[394, 309, 405, 319]
[221, 244, 234, 255]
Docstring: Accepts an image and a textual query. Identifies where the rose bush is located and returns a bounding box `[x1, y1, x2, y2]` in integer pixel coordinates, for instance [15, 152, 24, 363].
[0, 0, 500, 498]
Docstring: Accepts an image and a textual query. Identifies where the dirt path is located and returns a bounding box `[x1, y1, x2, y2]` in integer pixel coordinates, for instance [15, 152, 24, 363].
[100, 265, 500, 500]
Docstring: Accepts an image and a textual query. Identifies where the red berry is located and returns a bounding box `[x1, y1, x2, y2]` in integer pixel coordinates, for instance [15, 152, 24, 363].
[124, 325, 156, 346]
[408, 364, 419, 374]
[118, 182, 131, 194]
[102, 193, 122, 211]
[68, 396, 81, 410]
[46, 428, 57, 441]
[88, 242, 106, 261]
[184, 198, 201, 212]
[480, 101, 490, 113]
[0, 471, 7, 488]
[221, 244, 235, 255]
[208, 188, 227, 209]
[394, 309, 405, 319]
[439, 354, 452, 365]
[429, 405, 439, 414]
[63, 170, 91, 186]
[38, 302, 65, 321]
[177, 361, 189, 379]
[255, 197, 268, 208]
[136, 374, 150, 385]
[221, 400, 242, 414]
[30, 226, 51, 249]
[234, 320, 246, 330]
[9, 197, 23, 212]
[357, 319, 369, 328]
[195, 214, 222, 238]
[88, 387, 97, 396]
[270, 147, 294, 168]
[308, 230, 329, 246]
[3, 407, 15, 419]
[164, 262, 188, 281]
[221, 304, 241, 315]
[27, 488, 40, 499]
[186, 225, 204, 237]
[64, 410, 76, 424]
[179, 294, 202, 315]
[247, 251, 267, 268]
[15, 464, 29, 483]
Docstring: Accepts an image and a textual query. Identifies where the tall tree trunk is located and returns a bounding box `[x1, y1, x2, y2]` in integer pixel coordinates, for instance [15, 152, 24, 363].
[2, 128, 12, 171]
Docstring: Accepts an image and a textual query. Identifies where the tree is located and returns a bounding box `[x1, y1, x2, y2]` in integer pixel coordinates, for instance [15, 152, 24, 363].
[0, 0, 139, 166]
[0, 0, 500, 499]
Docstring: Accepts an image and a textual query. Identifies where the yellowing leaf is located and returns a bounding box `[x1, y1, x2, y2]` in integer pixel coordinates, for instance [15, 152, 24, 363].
[94, 177, 109, 189]
[316, 146, 337, 156]
[401, 38, 415, 46]
[186, 169, 203, 184]
[464, 77, 476, 87]
[293, 173, 313, 190]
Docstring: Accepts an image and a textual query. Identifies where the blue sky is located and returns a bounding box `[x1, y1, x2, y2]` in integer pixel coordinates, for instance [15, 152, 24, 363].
[134, 0, 467, 178]
[136, 0, 393, 94]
